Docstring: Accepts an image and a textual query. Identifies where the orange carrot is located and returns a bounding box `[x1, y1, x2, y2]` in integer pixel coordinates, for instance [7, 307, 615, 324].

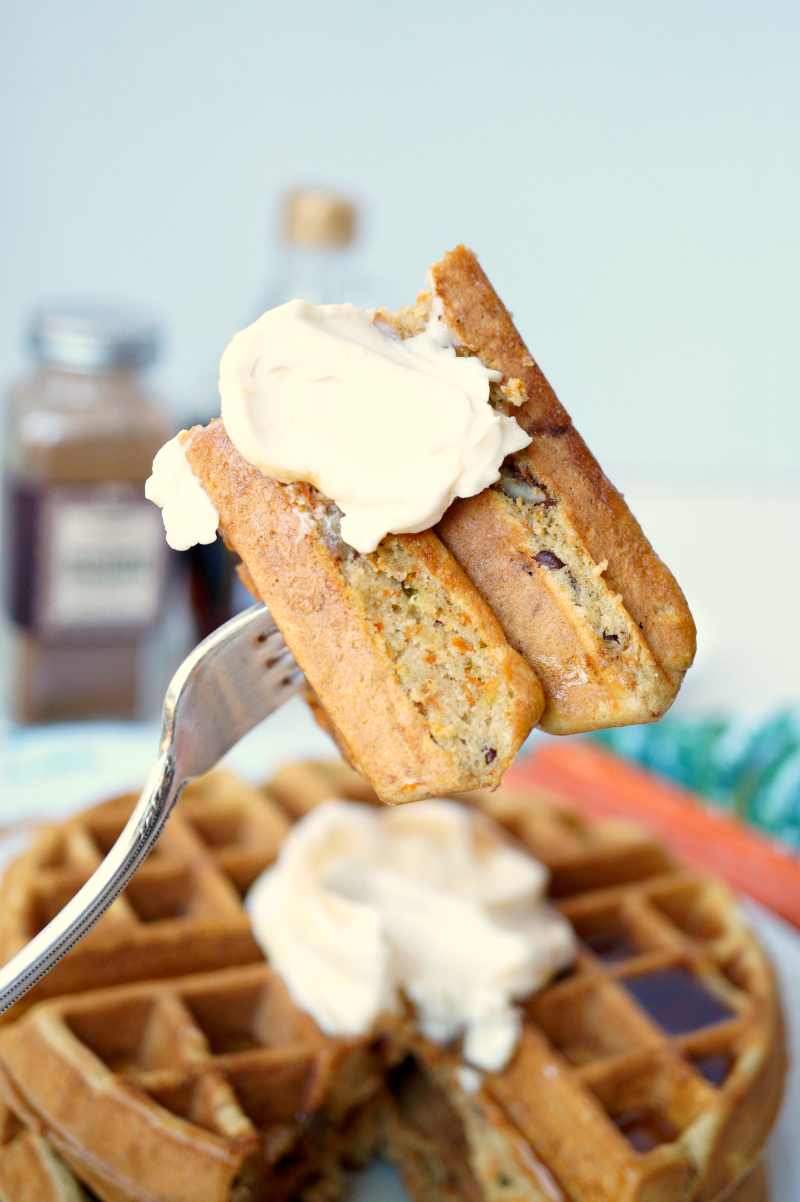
[507, 740, 800, 930]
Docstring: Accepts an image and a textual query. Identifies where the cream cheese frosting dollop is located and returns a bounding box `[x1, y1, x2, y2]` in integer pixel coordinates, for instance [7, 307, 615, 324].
[144, 434, 219, 551]
[245, 798, 576, 1072]
[218, 300, 531, 554]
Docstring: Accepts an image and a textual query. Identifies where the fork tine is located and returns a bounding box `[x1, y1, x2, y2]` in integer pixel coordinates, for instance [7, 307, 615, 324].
[164, 604, 304, 780]
[0, 604, 304, 1014]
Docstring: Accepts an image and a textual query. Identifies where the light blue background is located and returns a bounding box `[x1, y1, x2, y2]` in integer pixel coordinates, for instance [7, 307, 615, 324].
[2, 0, 798, 475]
[1, 14, 799, 1189]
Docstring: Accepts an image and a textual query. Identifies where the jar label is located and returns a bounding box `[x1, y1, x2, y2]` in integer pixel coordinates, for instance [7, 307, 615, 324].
[5, 481, 168, 635]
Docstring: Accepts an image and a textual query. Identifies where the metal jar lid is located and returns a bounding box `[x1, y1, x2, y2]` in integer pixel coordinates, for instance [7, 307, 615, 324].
[28, 303, 161, 372]
[283, 188, 357, 248]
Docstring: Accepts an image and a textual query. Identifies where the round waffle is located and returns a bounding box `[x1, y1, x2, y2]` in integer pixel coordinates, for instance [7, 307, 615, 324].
[0, 772, 289, 1026]
[0, 761, 787, 1202]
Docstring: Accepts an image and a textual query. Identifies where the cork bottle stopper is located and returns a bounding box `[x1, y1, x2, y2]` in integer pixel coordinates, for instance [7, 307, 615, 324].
[283, 189, 357, 248]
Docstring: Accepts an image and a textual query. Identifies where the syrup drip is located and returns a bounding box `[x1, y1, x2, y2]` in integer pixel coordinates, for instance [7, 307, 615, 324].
[693, 1051, 733, 1086]
[622, 968, 734, 1035]
[582, 928, 639, 963]
[613, 1107, 679, 1153]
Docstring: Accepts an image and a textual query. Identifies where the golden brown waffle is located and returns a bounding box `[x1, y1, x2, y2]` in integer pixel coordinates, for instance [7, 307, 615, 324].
[0, 1083, 771, 1202]
[0, 962, 392, 1202]
[0, 1078, 90, 1202]
[0, 772, 288, 1024]
[0, 1031, 776, 1202]
[383, 1067, 770, 1202]
[0, 763, 786, 1202]
[268, 762, 787, 1202]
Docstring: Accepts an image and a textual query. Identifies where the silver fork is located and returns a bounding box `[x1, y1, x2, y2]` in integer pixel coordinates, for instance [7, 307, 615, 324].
[0, 603, 303, 1016]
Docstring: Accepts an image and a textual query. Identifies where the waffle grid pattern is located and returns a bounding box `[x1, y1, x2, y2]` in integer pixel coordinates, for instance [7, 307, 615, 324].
[0, 761, 785, 1202]
[272, 764, 785, 1202]
[0, 964, 375, 1202]
[0, 773, 289, 1021]
[485, 863, 776, 1202]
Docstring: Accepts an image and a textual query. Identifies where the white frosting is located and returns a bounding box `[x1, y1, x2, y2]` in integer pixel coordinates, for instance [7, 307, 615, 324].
[218, 300, 531, 554]
[246, 799, 575, 1071]
[145, 434, 219, 551]
[455, 1065, 483, 1094]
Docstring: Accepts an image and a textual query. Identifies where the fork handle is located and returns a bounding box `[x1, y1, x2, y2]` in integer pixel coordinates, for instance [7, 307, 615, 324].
[0, 749, 184, 1016]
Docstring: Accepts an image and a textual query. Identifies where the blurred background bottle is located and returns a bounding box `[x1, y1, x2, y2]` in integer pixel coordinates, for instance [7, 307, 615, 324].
[264, 187, 375, 310]
[2, 305, 176, 722]
[187, 186, 382, 635]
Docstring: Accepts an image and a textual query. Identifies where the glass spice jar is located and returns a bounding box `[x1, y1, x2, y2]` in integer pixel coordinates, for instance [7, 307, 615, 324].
[2, 303, 172, 721]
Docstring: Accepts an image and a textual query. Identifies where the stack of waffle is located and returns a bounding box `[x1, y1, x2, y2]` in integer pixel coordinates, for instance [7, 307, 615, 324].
[0, 762, 786, 1202]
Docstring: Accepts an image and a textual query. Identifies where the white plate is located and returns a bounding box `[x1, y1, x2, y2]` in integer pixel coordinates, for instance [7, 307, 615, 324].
[1, 706, 798, 1199]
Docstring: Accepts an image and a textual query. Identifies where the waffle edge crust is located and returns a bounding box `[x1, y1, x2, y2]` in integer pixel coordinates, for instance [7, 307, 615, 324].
[0, 763, 786, 1202]
[420, 247, 697, 735]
